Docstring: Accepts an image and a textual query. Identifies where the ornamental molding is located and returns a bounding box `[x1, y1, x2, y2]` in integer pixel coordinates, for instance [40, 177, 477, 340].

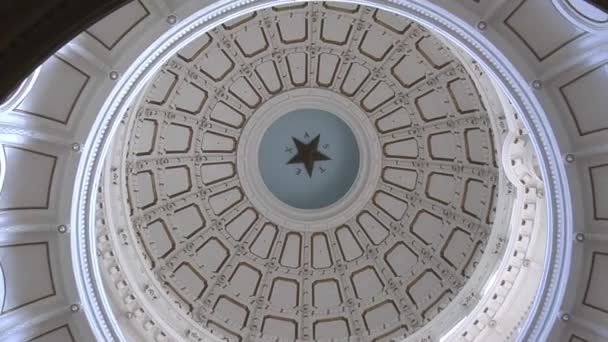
[70, 1, 571, 341]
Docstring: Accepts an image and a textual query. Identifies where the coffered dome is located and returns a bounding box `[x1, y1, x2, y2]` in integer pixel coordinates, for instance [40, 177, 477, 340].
[3, 0, 608, 342]
[97, 3, 516, 341]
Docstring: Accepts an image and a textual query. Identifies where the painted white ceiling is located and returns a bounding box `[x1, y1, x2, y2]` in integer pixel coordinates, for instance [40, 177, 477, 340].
[0, 0, 606, 342]
[99, 4, 507, 341]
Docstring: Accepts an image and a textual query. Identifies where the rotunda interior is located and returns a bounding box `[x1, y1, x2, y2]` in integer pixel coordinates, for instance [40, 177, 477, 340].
[0, 1, 607, 342]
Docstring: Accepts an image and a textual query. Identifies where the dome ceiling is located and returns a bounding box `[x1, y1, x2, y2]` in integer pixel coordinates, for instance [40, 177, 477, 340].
[99, 2, 507, 341]
[12, 0, 608, 340]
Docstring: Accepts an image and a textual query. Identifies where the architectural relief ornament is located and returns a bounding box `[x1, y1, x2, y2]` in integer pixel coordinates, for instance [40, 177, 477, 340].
[6, 0, 608, 339]
[93, 3, 546, 342]
[47, 0, 578, 342]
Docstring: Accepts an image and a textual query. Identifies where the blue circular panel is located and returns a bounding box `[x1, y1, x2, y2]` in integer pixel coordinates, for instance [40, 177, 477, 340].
[259, 109, 360, 209]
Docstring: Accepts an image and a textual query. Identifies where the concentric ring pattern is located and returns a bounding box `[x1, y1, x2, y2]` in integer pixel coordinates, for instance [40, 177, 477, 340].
[101, 2, 503, 341]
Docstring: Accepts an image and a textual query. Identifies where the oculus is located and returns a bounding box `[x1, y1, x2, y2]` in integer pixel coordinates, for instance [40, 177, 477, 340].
[259, 109, 359, 209]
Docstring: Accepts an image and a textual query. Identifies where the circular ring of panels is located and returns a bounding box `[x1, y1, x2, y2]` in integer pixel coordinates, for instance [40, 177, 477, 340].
[99, 3, 514, 341]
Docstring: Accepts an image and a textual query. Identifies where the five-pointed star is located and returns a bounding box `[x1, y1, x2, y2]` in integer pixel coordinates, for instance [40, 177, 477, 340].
[286, 134, 331, 178]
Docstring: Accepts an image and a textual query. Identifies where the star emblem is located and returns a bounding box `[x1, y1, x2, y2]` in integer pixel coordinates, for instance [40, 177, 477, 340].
[286, 134, 331, 177]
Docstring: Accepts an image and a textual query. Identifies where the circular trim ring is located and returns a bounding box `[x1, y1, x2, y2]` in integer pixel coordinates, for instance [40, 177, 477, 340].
[553, 0, 608, 32]
[0, 263, 5, 313]
[238, 88, 382, 231]
[0, 143, 6, 195]
[71, 1, 571, 341]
